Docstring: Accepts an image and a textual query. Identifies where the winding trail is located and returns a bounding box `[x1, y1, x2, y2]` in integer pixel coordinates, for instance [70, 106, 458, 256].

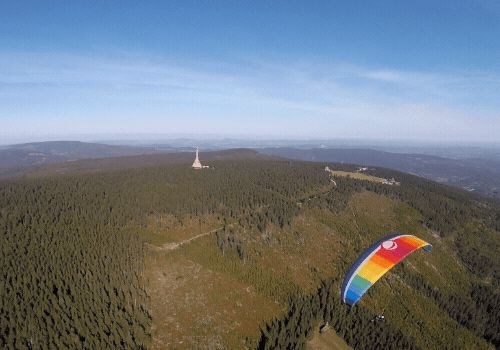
[148, 224, 233, 252]
[148, 178, 336, 253]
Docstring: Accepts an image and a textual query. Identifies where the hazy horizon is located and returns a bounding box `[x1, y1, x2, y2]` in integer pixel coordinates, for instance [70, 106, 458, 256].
[2, 133, 500, 149]
[1, 1, 499, 143]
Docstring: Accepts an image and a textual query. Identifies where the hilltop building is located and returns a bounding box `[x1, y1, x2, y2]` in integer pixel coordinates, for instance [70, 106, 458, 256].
[192, 148, 209, 169]
[382, 177, 400, 186]
[192, 148, 202, 169]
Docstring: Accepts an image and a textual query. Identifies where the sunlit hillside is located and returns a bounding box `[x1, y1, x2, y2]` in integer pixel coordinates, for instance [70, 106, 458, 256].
[1, 155, 498, 349]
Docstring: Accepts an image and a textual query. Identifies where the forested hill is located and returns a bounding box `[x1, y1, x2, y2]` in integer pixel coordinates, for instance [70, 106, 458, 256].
[2, 147, 275, 178]
[259, 147, 500, 199]
[1, 156, 499, 349]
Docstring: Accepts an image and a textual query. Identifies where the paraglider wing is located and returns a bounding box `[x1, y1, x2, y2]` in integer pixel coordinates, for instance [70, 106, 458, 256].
[341, 233, 432, 306]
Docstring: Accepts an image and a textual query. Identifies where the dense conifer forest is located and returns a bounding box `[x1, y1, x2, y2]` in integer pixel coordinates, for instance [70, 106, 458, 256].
[0, 176, 151, 348]
[1, 157, 499, 349]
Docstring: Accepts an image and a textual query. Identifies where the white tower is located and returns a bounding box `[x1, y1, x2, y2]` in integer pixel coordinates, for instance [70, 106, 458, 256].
[192, 147, 202, 169]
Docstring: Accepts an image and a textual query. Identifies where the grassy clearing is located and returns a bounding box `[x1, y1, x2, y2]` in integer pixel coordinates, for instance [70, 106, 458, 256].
[307, 325, 352, 350]
[142, 190, 493, 349]
[138, 213, 222, 246]
[145, 246, 283, 349]
[328, 170, 388, 183]
[143, 192, 411, 347]
[143, 191, 424, 347]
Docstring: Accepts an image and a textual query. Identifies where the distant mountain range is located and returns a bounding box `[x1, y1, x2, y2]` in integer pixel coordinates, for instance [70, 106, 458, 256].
[0, 141, 169, 178]
[2, 141, 500, 199]
[259, 147, 500, 199]
[0, 141, 165, 167]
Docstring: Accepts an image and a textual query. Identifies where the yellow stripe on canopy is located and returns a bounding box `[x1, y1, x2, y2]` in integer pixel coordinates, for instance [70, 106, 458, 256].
[357, 259, 388, 284]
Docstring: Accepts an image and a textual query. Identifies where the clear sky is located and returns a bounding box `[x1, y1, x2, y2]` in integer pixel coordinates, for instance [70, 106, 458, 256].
[1, 1, 500, 144]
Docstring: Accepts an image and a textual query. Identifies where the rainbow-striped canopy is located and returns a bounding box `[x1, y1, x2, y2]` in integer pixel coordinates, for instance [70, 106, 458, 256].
[341, 233, 432, 306]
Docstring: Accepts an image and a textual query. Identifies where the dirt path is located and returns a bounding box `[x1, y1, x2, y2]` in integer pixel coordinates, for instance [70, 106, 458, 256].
[307, 326, 352, 350]
[147, 224, 233, 252]
[147, 182, 336, 253]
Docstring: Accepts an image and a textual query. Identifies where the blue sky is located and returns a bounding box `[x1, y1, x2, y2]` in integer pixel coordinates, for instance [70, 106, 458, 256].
[1, 1, 499, 143]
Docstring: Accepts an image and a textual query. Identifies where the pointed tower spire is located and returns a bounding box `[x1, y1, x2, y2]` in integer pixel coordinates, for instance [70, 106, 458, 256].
[192, 147, 202, 169]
